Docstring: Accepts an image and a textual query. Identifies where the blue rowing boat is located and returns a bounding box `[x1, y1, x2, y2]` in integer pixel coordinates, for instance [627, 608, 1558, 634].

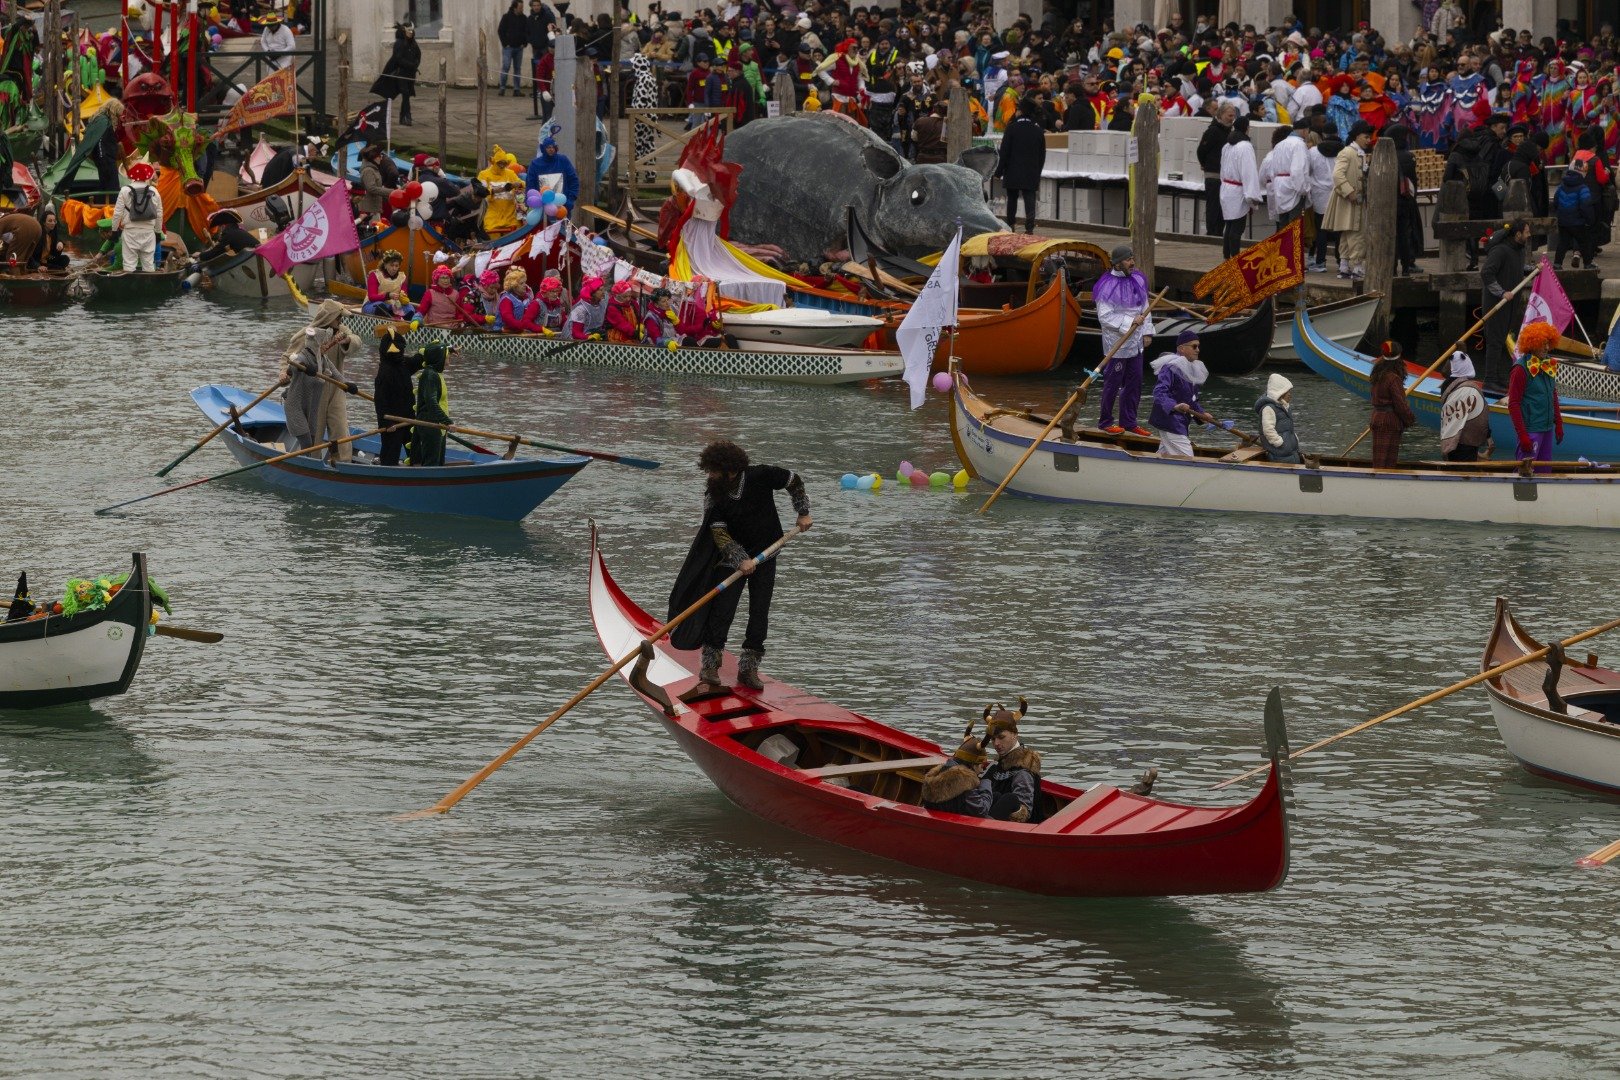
[1292, 308, 1620, 462]
[190, 385, 590, 521]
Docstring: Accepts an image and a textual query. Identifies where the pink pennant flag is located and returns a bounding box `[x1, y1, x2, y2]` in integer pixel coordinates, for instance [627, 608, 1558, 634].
[1520, 257, 1575, 337]
[256, 180, 361, 276]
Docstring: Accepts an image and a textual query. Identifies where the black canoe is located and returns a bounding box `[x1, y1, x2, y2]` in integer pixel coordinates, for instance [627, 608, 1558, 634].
[1073, 297, 1276, 377]
[0, 553, 153, 710]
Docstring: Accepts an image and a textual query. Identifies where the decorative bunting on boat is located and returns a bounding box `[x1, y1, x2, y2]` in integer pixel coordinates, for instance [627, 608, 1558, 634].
[1193, 216, 1305, 323]
[214, 67, 297, 138]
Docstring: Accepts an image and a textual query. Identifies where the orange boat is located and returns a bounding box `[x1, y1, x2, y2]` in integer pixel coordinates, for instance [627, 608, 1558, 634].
[876, 234, 1100, 377]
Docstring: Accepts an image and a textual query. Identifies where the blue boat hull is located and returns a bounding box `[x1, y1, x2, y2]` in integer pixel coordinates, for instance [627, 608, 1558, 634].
[1292, 310, 1620, 462]
[190, 385, 589, 521]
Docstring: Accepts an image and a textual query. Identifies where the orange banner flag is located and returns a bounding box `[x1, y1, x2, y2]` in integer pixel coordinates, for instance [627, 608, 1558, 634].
[214, 67, 298, 138]
[1193, 216, 1306, 323]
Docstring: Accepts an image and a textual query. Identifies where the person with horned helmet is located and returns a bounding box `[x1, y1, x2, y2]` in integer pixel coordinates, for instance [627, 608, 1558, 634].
[982, 699, 1043, 822]
[920, 732, 992, 817]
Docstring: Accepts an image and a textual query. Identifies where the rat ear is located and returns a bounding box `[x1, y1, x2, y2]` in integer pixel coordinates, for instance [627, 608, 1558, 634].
[861, 144, 903, 179]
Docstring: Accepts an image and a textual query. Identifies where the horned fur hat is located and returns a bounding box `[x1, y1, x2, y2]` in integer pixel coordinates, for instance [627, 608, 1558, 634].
[981, 695, 1029, 739]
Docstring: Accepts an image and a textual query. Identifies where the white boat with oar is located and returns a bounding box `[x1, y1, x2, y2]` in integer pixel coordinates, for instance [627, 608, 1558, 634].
[949, 370, 1620, 529]
[1480, 598, 1620, 794]
[0, 554, 153, 710]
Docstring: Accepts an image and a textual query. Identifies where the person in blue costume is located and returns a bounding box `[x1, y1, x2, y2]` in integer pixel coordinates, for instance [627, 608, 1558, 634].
[525, 136, 579, 211]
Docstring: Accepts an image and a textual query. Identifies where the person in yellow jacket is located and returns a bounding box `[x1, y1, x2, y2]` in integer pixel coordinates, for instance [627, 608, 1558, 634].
[478, 145, 524, 236]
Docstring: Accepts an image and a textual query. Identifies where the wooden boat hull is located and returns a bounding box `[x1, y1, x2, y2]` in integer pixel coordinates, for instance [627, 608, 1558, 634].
[0, 554, 152, 710]
[0, 272, 73, 306]
[204, 253, 319, 301]
[905, 274, 1080, 376]
[950, 369, 1620, 529]
[1481, 598, 1620, 794]
[191, 385, 589, 521]
[1074, 298, 1274, 377]
[1269, 295, 1378, 363]
[336, 310, 904, 386]
[588, 527, 1291, 897]
[336, 221, 448, 294]
[1293, 307, 1620, 461]
[87, 267, 184, 303]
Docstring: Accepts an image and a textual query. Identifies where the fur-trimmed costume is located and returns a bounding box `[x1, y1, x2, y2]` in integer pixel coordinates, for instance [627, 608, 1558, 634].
[921, 760, 991, 817]
[986, 744, 1043, 823]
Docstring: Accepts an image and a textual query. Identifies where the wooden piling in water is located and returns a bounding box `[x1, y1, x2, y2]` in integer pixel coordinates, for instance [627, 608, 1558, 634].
[1129, 98, 1158, 284]
[1363, 138, 1398, 346]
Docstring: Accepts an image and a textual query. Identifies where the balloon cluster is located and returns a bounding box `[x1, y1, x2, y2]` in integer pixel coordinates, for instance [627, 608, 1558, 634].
[840, 461, 970, 491]
[387, 179, 439, 231]
[523, 188, 569, 226]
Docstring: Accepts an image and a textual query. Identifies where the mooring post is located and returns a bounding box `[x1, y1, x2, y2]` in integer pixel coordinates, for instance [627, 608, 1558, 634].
[1363, 137, 1398, 345]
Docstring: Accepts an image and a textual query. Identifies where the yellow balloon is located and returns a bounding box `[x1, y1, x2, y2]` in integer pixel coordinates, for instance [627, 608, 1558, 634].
[870, 474, 882, 491]
[952, 469, 969, 488]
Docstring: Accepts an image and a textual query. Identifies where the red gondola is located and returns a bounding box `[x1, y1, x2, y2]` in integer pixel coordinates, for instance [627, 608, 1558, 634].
[588, 528, 1293, 898]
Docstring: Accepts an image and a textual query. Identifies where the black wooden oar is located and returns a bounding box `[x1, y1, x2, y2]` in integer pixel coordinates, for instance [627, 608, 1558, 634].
[96, 424, 405, 515]
[156, 377, 289, 477]
[386, 415, 661, 470]
[397, 525, 806, 820]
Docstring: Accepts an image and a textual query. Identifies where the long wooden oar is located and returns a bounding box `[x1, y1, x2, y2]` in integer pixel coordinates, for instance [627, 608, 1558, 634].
[310, 371, 498, 456]
[1576, 839, 1620, 868]
[1342, 266, 1541, 455]
[154, 625, 225, 643]
[398, 525, 807, 820]
[979, 288, 1168, 514]
[155, 376, 289, 477]
[95, 425, 403, 515]
[1212, 614, 1620, 790]
[386, 415, 662, 470]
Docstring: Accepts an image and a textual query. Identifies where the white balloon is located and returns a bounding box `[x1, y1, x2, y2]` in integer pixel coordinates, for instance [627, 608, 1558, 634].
[408, 213, 424, 231]
[415, 198, 433, 220]
[419, 181, 439, 202]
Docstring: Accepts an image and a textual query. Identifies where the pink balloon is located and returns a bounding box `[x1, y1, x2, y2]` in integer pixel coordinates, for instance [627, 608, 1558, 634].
[898, 460, 914, 475]
[931, 371, 953, 393]
[908, 470, 928, 487]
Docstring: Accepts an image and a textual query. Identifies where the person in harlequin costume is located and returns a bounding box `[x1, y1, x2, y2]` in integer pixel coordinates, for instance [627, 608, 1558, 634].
[603, 279, 642, 343]
[534, 274, 568, 332]
[568, 276, 609, 339]
[419, 265, 479, 328]
[372, 322, 422, 466]
[641, 287, 680, 350]
[410, 343, 452, 467]
[1537, 59, 1572, 165]
[497, 267, 547, 333]
[1508, 321, 1564, 473]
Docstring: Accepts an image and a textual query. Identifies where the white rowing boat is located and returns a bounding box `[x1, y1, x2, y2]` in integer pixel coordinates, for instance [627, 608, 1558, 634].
[1481, 598, 1620, 794]
[949, 370, 1620, 529]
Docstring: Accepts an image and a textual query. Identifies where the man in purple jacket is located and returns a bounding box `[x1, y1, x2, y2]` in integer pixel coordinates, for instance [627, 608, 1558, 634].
[1148, 329, 1214, 456]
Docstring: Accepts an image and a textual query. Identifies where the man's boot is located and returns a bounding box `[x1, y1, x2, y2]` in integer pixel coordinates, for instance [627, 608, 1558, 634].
[736, 648, 765, 691]
[698, 645, 724, 688]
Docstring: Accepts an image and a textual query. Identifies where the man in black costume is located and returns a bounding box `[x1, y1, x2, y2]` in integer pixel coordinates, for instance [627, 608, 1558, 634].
[668, 440, 811, 693]
[372, 324, 422, 466]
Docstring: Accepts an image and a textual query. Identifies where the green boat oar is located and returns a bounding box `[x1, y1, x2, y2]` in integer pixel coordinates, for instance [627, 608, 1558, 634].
[155, 377, 289, 477]
[386, 415, 661, 470]
[96, 424, 404, 515]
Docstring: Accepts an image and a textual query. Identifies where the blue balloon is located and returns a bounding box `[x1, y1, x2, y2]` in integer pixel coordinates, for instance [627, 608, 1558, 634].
[540, 190, 557, 205]
[525, 207, 543, 225]
[840, 473, 858, 489]
[593, 236, 609, 246]
[856, 474, 875, 490]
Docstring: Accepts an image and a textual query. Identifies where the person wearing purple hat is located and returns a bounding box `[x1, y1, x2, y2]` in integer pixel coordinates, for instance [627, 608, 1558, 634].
[1148, 329, 1214, 457]
[1092, 243, 1155, 436]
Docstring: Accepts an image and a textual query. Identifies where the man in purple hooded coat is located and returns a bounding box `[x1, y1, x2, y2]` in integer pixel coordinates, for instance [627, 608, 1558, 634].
[1093, 243, 1156, 435]
[1148, 329, 1215, 456]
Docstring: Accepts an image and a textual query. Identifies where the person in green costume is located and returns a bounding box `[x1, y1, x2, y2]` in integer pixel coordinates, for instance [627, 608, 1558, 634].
[410, 344, 452, 467]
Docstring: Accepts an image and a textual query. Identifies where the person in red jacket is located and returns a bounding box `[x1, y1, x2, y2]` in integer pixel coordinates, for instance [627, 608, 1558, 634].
[603, 279, 642, 342]
[419, 265, 480, 327]
[498, 267, 548, 333]
[1368, 340, 1417, 467]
